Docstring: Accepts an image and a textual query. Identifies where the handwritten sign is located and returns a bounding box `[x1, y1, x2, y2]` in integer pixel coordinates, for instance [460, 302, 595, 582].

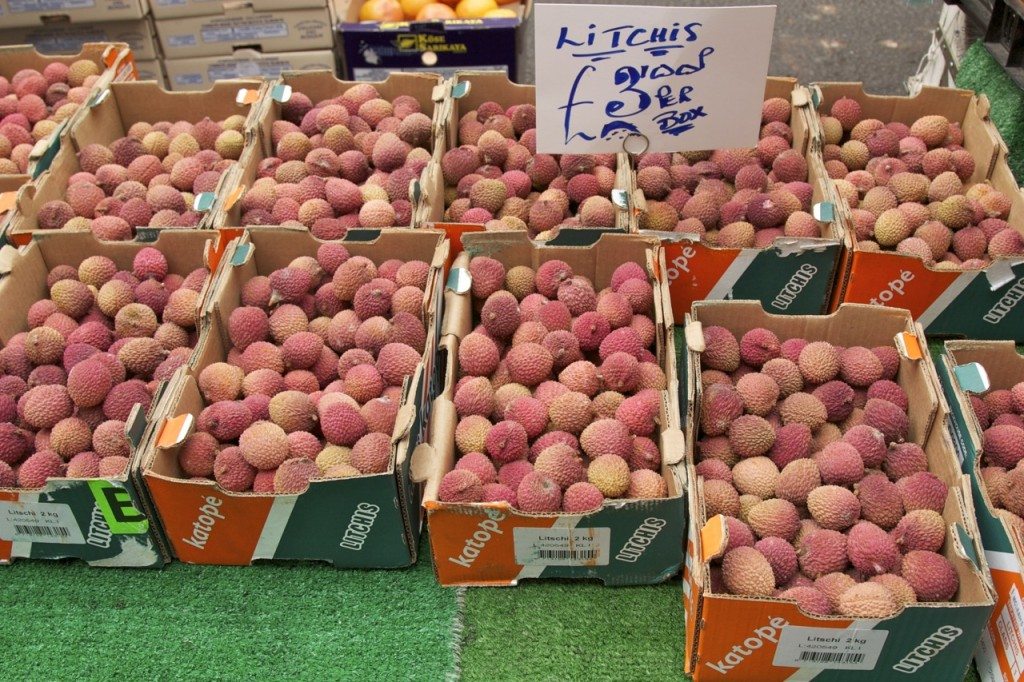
[534, 4, 777, 154]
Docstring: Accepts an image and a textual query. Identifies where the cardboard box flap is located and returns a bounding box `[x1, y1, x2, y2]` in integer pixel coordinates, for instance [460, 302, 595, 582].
[950, 519, 981, 572]
[894, 330, 923, 361]
[984, 255, 1024, 290]
[413, 334, 457, 492]
[790, 85, 811, 108]
[684, 320, 706, 352]
[699, 512, 727, 564]
[441, 251, 472, 339]
[158, 411, 194, 451]
[0, 244, 18, 276]
[952, 361, 991, 394]
[392, 396, 419, 445]
[661, 425, 685, 467]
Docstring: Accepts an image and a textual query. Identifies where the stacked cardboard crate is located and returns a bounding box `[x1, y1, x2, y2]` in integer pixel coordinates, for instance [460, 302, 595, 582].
[153, 0, 337, 91]
[0, 0, 160, 85]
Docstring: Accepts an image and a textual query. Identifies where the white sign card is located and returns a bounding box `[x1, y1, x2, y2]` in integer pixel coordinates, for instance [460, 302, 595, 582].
[534, 4, 777, 154]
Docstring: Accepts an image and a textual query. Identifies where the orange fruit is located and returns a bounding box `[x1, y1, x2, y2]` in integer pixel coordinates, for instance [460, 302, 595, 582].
[416, 2, 456, 18]
[400, 0, 433, 19]
[483, 7, 516, 16]
[360, 0, 404, 21]
[455, 0, 497, 18]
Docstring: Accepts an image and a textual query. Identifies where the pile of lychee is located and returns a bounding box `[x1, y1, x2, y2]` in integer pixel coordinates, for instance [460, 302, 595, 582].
[176, 245, 429, 494]
[819, 98, 1021, 267]
[236, 83, 434, 237]
[436, 256, 669, 513]
[967, 383, 1024, 533]
[442, 101, 620, 235]
[635, 97, 823, 245]
[0, 247, 207, 488]
[38, 113, 247, 239]
[0, 60, 104, 176]
[696, 327, 960, 616]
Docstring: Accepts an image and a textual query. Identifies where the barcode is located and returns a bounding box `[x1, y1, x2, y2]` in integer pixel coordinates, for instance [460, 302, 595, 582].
[537, 549, 598, 560]
[13, 524, 71, 538]
[798, 651, 865, 665]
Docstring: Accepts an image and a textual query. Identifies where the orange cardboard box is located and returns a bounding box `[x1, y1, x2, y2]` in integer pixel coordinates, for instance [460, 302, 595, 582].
[0, 230, 217, 567]
[4, 80, 265, 247]
[814, 83, 1024, 340]
[209, 70, 446, 233]
[682, 301, 994, 680]
[642, 77, 844, 321]
[412, 230, 687, 586]
[0, 43, 136, 208]
[141, 227, 448, 566]
[936, 341, 1024, 681]
[437, 71, 633, 234]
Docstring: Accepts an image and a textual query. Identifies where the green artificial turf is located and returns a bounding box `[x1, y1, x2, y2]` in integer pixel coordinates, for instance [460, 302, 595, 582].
[0, 544, 456, 680]
[459, 579, 687, 681]
[956, 41, 1024, 183]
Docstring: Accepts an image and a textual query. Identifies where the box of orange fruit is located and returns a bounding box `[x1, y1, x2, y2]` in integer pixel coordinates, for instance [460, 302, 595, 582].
[335, 0, 530, 81]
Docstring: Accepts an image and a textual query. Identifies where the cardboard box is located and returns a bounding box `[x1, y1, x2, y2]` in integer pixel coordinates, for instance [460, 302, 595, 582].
[0, 43, 137, 193]
[3, 137, 211, 246]
[150, 0, 322, 21]
[639, 78, 843, 321]
[0, 176, 24, 239]
[155, 5, 334, 60]
[141, 227, 448, 566]
[0, 18, 161, 61]
[0, 0, 147, 29]
[6, 80, 264, 245]
[336, 0, 530, 81]
[133, 59, 165, 87]
[412, 230, 687, 586]
[813, 83, 1024, 339]
[438, 71, 632, 236]
[935, 341, 1024, 682]
[162, 49, 335, 91]
[209, 70, 446, 231]
[0, 230, 217, 567]
[681, 301, 995, 681]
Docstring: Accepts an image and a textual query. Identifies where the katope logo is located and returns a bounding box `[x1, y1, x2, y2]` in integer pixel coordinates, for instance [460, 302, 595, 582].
[449, 509, 506, 568]
[704, 616, 789, 674]
[182, 495, 225, 549]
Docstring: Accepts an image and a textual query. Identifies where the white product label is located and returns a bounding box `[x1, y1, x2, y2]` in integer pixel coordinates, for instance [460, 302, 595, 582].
[0, 501, 85, 544]
[10, 0, 94, 12]
[773, 626, 888, 670]
[156, 0, 187, 6]
[168, 34, 198, 47]
[171, 72, 204, 86]
[352, 65, 505, 82]
[513, 527, 610, 566]
[996, 585, 1024, 678]
[201, 18, 287, 44]
[533, 3, 776, 154]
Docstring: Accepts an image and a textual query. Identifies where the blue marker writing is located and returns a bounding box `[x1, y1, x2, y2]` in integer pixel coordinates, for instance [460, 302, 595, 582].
[558, 64, 598, 144]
